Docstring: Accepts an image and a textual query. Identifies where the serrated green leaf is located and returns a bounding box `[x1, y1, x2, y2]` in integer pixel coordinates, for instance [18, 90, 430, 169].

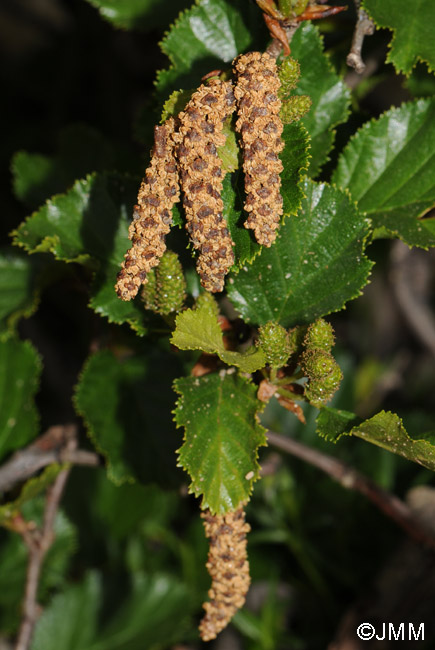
[363, 0, 435, 75]
[225, 122, 310, 267]
[74, 348, 182, 486]
[227, 180, 372, 327]
[12, 125, 114, 209]
[174, 373, 266, 514]
[156, 0, 267, 96]
[0, 338, 41, 463]
[0, 251, 41, 338]
[0, 464, 62, 524]
[290, 23, 351, 177]
[13, 172, 148, 334]
[85, 0, 189, 31]
[31, 572, 101, 650]
[171, 298, 266, 372]
[318, 407, 435, 472]
[332, 98, 435, 248]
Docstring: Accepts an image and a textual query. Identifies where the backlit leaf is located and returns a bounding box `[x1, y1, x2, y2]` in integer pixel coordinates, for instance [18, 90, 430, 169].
[171, 298, 266, 373]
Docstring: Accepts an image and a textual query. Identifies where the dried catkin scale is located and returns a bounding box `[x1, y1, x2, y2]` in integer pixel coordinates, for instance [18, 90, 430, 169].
[176, 79, 236, 293]
[233, 52, 284, 247]
[199, 507, 251, 642]
[115, 117, 180, 301]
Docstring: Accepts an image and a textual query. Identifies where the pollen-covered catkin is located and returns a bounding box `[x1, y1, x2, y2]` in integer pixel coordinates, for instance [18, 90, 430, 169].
[234, 52, 284, 246]
[115, 117, 180, 300]
[199, 507, 251, 642]
[176, 79, 236, 293]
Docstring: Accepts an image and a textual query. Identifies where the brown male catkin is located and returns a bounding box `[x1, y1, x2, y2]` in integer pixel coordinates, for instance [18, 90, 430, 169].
[234, 52, 284, 247]
[176, 79, 236, 293]
[199, 507, 251, 641]
[115, 117, 180, 301]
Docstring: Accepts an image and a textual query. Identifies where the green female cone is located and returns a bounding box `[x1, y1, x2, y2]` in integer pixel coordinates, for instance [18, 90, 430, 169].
[301, 349, 342, 408]
[141, 250, 186, 315]
[304, 318, 335, 352]
[258, 321, 291, 369]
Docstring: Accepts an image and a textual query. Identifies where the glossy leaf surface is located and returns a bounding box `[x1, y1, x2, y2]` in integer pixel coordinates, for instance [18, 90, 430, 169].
[363, 0, 435, 75]
[175, 372, 266, 514]
[333, 98, 435, 248]
[227, 180, 372, 327]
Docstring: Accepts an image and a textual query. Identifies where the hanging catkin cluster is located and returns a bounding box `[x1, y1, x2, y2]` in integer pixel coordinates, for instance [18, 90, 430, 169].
[199, 507, 251, 642]
[234, 52, 284, 247]
[115, 118, 180, 301]
[116, 52, 289, 298]
[176, 79, 236, 292]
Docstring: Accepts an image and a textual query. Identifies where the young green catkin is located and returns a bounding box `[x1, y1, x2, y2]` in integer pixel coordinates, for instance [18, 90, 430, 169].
[141, 250, 186, 315]
[199, 507, 251, 642]
[176, 79, 236, 293]
[234, 52, 284, 247]
[115, 117, 180, 301]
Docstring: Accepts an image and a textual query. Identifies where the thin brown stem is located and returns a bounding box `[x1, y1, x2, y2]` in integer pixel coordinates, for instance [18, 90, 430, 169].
[0, 424, 100, 493]
[14, 436, 77, 650]
[347, 7, 375, 73]
[267, 430, 435, 550]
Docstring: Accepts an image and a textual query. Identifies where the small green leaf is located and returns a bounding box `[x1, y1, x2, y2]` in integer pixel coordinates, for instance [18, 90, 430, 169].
[227, 180, 372, 327]
[171, 298, 266, 373]
[156, 0, 267, 96]
[332, 98, 435, 248]
[84, 0, 189, 31]
[318, 407, 435, 472]
[0, 251, 41, 339]
[174, 372, 267, 514]
[74, 348, 183, 486]
[0, 338, 41, 463]
[13, 172, 148, 334]
[290, 23, 351, 176]
[363, 0, 435, 75]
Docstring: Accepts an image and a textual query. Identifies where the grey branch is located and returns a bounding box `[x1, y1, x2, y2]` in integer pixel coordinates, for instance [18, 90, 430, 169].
[267, 430, 435, 551]
[347, 7, 375, 73]
[14, 434, 77, 650]
[0, 424, 100, 493]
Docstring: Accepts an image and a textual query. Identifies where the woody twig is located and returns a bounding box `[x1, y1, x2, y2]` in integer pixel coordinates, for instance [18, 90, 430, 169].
[13, 432, 78, 650]
[0, 424, 99, 494]
[267, 430, 435, 551]
[347, 5, 375, 73]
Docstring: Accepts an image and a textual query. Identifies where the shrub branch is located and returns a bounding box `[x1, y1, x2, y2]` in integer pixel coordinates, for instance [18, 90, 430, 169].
[267, 430, 435, 550]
